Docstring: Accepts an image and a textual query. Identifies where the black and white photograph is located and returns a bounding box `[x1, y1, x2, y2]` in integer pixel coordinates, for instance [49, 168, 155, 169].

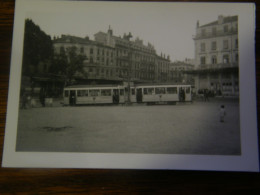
[2, 0, 258, 171]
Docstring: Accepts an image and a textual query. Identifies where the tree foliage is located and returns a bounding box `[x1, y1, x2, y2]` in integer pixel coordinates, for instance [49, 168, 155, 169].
[50, 46, 86, 85]
[22, 19, 53, 76]
[22, 19, 86, 86]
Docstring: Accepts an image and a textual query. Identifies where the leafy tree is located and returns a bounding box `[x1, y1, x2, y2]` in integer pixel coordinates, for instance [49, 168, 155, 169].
[22, 19, 86, 86]
[22, 19, 53, 76]
[50, 46, 86, 86]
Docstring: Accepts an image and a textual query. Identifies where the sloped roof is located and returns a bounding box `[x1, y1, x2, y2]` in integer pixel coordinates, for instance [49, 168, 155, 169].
[53, 35, 114, 49]
[53, 35, 90, 44]
[200, 15, 238, 28]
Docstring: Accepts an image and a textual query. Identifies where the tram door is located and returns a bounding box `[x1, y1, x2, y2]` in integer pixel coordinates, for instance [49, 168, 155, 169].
[69, 90, 76, 105]
[178, 88, 185, 102]
[136, 88, 143, 103]
[113, 89, 119, 104]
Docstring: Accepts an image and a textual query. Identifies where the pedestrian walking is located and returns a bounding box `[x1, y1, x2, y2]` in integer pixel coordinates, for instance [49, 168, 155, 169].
[27, 94, 31, 108]
[204, 89, 209, 102]
[40, 89, 45, 107]
[219, 105, 226, 122]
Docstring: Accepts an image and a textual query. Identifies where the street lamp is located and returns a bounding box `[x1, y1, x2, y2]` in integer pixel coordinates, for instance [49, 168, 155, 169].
[126, 44, 132, 105]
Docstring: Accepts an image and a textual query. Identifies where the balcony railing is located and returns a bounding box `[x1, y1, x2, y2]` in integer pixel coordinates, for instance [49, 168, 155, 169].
[193, 29, 238, 40]
[198, 63, 238, 70]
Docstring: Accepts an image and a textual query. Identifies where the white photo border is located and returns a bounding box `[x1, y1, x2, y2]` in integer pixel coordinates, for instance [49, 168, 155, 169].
[2, 0, 259, 172]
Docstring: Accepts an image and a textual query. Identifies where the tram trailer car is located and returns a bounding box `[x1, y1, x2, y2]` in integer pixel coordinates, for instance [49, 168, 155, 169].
[63, 84, 192, 105]
[132, 84, 191, 104]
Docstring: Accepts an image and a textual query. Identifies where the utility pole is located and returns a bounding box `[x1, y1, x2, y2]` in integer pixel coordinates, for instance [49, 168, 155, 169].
[127, 43, 132, 105]
[126, 33, 133, 105]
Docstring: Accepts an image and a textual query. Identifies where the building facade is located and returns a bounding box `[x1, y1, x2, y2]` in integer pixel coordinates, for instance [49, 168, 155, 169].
[95, 27, 170, 83]
[53, 28, 171, 85]
[169, 60, 195, 85]
[193, 15, 239, 96]
[53, 35, 119, 83]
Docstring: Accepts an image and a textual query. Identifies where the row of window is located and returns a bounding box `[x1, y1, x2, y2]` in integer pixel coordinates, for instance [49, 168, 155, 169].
[131, 44, 155, 54]
[87, 56, 114, 65]
[65, 87, 191, 98]
[200, 24, 237, 36]
[200, 54, 238, 65]
[132, 53, 156, 62]
[200, 39, 238, 52]
[116, 49, 162, 64]
[58, 46, 170, 70]
[134, 63, 155, 71]
[89, 48, 114, 57]
[59, 46, 115, 57]
[210, 82, 239, 87]
[65, 89, 125, 97]
[136, 72, 155, 80]
[142, 87, 190, 95]
[88, 68, 114, 76]
[86, 58, 171, 74]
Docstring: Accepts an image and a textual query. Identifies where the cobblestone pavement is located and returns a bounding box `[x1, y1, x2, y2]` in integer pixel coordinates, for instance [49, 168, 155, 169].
[16, 99, 241, 155]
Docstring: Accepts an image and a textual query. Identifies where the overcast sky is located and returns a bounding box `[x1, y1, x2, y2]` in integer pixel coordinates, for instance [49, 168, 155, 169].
[25, 1, 243, 61]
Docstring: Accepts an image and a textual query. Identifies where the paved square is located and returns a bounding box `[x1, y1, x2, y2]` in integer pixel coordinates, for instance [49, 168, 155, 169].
[16, 99, 240, 155]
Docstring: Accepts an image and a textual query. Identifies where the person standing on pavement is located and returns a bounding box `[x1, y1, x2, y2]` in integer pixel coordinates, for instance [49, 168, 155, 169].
[219, 105, 226, 122]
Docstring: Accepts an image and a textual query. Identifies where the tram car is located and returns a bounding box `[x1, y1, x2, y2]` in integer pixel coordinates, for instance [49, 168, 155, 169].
[63, 85, 126, 105]
[131, 84, 192, 104]
[63, 84, 192, 105]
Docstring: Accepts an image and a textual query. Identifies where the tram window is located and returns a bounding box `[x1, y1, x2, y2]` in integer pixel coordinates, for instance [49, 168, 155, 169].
[131, 89, 135, 95]
[147, 88, 154, 95]
[167, 87, 177, 94]
[89, 90, 99, 96]
[155, 87, 166, 94]
[143, 88, 148, 95]
[186, 87, 190, 94]
[120, 89, 124, 96]
[64, 90, 69, 97]
[101, 89, 111, 96]
[113, 89, 119, 95]
[77, 90, 88, 97]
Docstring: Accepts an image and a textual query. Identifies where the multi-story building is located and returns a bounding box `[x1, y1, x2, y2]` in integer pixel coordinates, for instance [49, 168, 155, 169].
[53, 27, 171, 85]
[53, 35, 119, 83]
[95, 27, 170, 83]
[193, 15, 239, 96]
[156, 54, 170, 82]
[169, 59, 195, 85]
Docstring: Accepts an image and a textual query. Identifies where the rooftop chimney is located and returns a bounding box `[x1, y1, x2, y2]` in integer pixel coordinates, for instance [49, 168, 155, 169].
[218, 15, 224, 24]
[108, 25, 113, 36]
[197, 20, 200, 28]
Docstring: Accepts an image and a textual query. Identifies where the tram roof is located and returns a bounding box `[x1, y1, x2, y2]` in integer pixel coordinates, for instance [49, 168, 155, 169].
[64, 84, 122, 89]
[135, 83, 191, 87]
[65, 83, 191, 89]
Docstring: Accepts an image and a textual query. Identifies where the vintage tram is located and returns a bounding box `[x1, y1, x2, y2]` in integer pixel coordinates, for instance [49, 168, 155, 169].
[63, 84, 192, 105]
